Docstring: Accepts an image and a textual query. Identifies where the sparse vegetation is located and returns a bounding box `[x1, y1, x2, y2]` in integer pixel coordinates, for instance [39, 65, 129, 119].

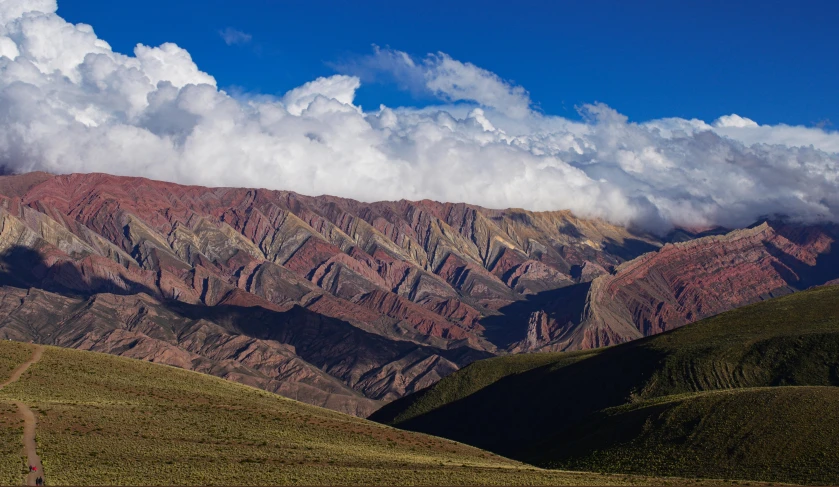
[0, 342, 717, 485]
[0, 402, 23, 484]
[0, 340, 32, 382]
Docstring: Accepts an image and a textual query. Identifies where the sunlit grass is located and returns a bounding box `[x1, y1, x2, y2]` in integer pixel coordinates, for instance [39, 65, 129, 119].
[0, 340, 32, 381]
[0, 402, 23, 484]
[0, 343, 707, 485]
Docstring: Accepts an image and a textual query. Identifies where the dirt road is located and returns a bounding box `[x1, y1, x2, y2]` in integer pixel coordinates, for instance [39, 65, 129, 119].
[0, 345, 45, 486]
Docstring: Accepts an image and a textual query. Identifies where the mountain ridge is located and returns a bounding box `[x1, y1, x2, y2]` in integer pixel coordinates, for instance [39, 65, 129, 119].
[0, 171, 837, 415]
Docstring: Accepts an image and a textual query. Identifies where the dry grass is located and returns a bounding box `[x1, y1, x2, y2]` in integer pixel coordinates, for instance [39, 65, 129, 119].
[0, 342, 718, 486]
[0, 340, 32, 382]
[0, 402, 23, 485]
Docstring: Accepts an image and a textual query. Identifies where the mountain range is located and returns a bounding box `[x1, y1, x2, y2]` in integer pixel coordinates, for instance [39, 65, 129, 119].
[0, 171, 836, 416]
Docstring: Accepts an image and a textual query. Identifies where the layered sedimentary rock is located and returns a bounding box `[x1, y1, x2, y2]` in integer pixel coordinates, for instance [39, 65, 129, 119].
[2, 171, 835, 414]
[0, 172, 658, 414]
[524, 222, 839, 352]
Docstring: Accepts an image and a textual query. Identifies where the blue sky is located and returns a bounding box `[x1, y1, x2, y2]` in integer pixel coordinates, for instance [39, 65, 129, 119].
[3, 0, 839, 231]
[57, 0, 838, 127]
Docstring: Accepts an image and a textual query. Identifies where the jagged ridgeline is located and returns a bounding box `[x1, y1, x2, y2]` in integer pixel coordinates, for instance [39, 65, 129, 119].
[372, 285, 839, 485]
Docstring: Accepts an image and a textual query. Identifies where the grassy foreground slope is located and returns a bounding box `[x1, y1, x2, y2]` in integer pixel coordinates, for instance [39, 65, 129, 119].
[0, 401, 22, 484]
[372, 285, 839, 483]
[0, 342, 29, 484]
[0, 341, 706, 486]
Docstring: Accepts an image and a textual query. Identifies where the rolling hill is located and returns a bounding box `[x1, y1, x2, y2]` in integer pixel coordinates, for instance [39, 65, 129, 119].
[531, 386, 839, 485]
[0, 339, 725, 486]
[372, 284, 839, 484]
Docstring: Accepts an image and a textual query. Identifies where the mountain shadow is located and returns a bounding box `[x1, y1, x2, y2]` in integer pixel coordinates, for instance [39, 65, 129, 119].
[0, 245, 492, 409]
[0, 245, 158, 298]
[479, 282, 591, 349]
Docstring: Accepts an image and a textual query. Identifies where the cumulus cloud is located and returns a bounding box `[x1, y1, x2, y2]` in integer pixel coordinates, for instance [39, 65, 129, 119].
[281, 75, 361, 116]
[219, 27, 252, 46]
[0, 1, 838, 234]
[337, 46, 533, 119]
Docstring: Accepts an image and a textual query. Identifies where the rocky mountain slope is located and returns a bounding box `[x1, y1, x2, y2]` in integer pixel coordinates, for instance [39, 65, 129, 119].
[0, 171, 836, 415]
[504, 220, 839, 352]
[0, 172, 661, 414]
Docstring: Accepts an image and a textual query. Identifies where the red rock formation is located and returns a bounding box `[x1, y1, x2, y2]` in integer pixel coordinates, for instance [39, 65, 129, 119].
[531, 222, 839, 352]
[7, 172, 834, 415]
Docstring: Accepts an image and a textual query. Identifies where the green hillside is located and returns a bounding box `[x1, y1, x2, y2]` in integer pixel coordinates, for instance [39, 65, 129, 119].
[372, 285, 839, 484]
[532, 386, 839, 485]
[0, 340, 709, 486]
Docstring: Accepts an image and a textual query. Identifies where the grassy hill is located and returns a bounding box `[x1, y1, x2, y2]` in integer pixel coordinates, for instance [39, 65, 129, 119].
[0, 340, 713, 486]
[371, 284, 839, 484]
[531, 386, 839, 485]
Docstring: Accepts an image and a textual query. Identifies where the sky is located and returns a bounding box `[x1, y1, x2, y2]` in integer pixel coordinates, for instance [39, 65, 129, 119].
[56, 0, 839, 127]
[0, 0, 838, 234]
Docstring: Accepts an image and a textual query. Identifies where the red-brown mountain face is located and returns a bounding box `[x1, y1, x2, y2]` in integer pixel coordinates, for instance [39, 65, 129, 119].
[0, 172, 836, 415]
[521, 221, 839, 352]
[0, 172, 661, 414]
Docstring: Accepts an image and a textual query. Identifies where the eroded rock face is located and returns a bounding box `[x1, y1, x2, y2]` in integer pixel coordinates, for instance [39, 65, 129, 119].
[528, 222, 839, 352]
[2, 172, 834, 414]
[0, 172, 660, 414]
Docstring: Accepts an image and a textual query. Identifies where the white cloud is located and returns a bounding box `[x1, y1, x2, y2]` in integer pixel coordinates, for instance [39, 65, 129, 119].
[219, 27, 252, 46]
[0, 1, 838, 234]
[282, 75, 361, 116]
[337, 46, 533, 119]
[714, 114, 759, 128]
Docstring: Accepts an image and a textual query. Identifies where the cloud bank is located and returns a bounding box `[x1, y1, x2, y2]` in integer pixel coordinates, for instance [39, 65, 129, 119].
[0, 1, 838, 233]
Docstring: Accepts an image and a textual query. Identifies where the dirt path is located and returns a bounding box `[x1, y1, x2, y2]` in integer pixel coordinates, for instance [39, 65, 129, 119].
[0, 346, 43, 390]
[17, 401, 43, 486]
[0, 345, 45, 486]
